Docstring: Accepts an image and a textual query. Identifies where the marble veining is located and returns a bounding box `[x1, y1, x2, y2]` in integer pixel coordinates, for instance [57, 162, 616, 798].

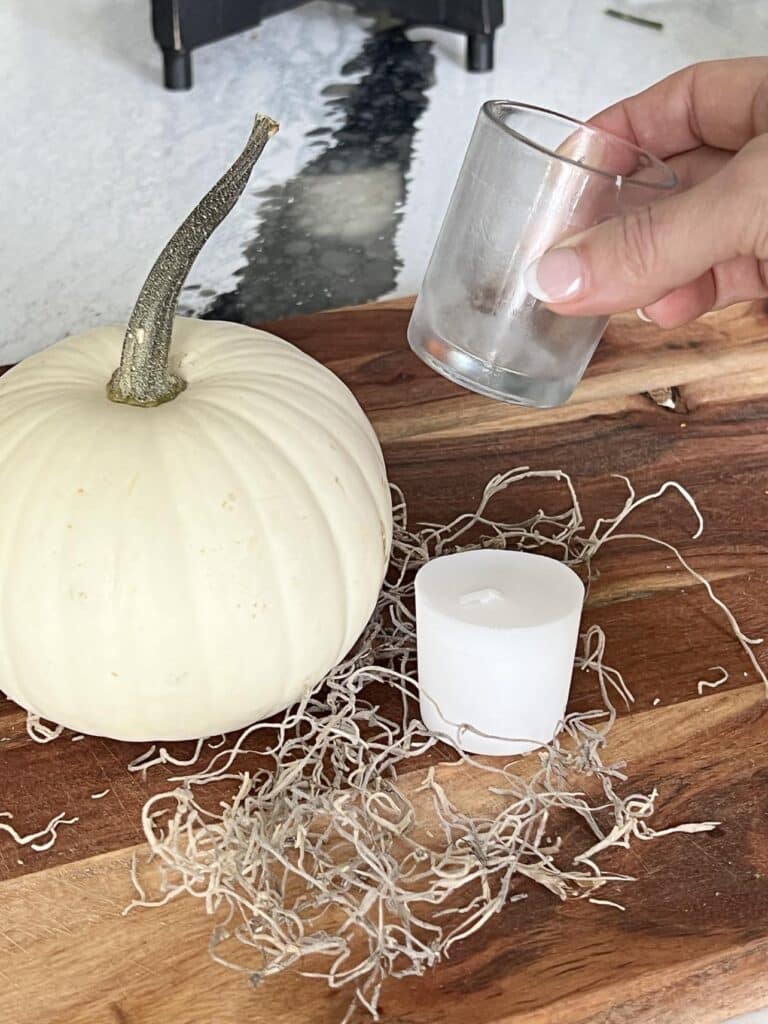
[201, 25, 434, 322]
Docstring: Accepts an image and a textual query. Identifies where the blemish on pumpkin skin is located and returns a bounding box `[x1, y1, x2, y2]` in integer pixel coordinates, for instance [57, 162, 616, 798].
[76, 488, 85, 495]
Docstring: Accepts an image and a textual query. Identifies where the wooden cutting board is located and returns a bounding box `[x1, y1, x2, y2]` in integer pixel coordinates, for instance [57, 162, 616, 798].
[1, 297, 768, 1024]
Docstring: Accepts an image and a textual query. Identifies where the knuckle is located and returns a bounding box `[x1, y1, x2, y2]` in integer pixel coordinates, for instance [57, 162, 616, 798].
[615, 205, 660, 285]
[724, 142, 768, 258]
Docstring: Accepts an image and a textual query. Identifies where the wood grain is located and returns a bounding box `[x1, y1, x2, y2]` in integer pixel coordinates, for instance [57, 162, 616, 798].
[3, 687, 768, 1024]
[1, 298, 767, 1023]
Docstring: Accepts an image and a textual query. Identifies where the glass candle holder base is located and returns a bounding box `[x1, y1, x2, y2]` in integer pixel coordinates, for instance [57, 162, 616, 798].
[408, 316, 585, 409]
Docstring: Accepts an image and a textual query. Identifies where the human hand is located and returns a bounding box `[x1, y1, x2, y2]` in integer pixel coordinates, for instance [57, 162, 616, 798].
[524, 58, 768, 326]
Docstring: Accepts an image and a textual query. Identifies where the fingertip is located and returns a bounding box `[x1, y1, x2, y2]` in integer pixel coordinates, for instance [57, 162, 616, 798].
[524, 249, 584, 303]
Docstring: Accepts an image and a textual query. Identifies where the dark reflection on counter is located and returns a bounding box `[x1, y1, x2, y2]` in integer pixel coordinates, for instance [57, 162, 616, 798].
[200, 26, 434, 324]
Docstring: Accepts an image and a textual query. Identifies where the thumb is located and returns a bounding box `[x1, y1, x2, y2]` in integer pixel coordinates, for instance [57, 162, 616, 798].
[523, 148, 767, 317]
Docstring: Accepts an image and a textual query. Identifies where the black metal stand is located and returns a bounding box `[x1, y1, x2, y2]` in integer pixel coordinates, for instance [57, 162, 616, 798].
[162, 48, 192, 90]
[151, 0, 504, 90]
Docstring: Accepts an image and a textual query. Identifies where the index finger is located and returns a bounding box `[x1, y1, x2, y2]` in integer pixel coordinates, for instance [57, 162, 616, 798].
[589, 57, 768, 158]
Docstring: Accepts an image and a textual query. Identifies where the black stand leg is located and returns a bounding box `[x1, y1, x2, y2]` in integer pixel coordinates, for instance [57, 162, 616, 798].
[467, 32, 494, 72]
[163, 48, 192, 90]
[152, 1, 504, 89]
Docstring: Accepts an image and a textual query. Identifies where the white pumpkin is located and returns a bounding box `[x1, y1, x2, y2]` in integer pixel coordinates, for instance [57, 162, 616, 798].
[0, 115, 392, 741]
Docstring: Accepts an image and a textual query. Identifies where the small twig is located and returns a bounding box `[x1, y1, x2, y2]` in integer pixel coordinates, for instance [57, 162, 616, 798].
[589, 897, 626, 911]
[605, 8, 663, 30]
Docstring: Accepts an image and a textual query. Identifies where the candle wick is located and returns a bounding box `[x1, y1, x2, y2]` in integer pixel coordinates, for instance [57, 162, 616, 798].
[459, 587, 505, 608]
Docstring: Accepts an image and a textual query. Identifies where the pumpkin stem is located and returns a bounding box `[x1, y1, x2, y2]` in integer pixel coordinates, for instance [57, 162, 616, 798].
[107, 114, 279, 407]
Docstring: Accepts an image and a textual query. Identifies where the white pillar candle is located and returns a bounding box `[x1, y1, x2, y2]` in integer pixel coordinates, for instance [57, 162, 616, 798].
[415, 550, 584, 756]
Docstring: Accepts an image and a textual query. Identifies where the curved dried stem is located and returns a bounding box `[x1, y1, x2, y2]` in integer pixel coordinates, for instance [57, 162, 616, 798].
[108, 114, 278, 407]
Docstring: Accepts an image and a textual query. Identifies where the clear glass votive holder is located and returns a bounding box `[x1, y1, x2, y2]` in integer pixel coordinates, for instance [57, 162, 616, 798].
[408, 101, 676, 407]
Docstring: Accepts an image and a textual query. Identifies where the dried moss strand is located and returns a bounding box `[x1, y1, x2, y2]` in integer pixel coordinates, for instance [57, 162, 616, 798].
[0, 810, 79, 851]
[26, 712, 64, 743]
[120, 467, 760, 1022]
[697, 667, 729, 695]
[600, 531, 766, 687]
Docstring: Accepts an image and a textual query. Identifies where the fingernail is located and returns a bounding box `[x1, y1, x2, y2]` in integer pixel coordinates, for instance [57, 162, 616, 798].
[524, 248, 584, 302]
[636, 308, 652, 322]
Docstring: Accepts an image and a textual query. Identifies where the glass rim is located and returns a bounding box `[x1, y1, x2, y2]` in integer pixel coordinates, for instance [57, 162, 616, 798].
[481, 100, 677, 191]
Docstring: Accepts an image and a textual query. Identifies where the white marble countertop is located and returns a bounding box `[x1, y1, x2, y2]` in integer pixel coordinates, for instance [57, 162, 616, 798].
[2, 0, 767, 364]
[2, 3, 768, 1018]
